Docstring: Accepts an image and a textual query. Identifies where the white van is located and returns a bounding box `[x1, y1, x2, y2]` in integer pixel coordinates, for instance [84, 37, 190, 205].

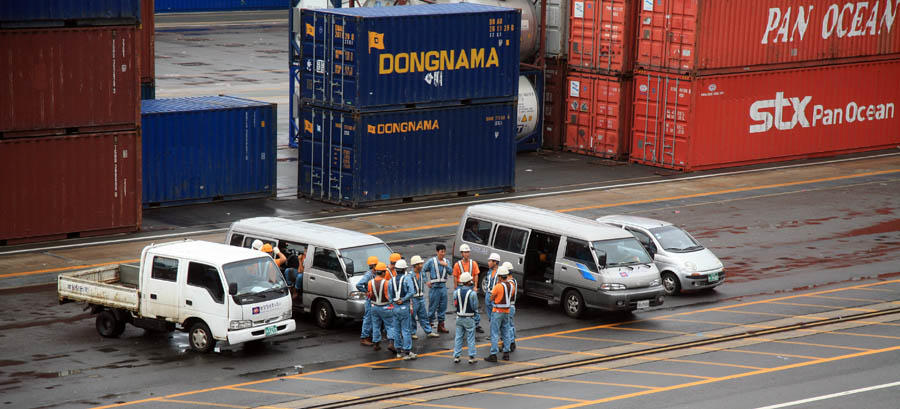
[453, 203, 665, 317]
[225, 217, 393, 328]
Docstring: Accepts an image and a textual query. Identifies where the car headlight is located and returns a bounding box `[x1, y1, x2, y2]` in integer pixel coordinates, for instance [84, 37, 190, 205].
[282, 310, 292, 320]
[229, 320, 252, 330]
[348, 291, 367, 301]
[600, 283, 627, 291]
[649, 278, 660, 287]
[683, 261, 697, 272]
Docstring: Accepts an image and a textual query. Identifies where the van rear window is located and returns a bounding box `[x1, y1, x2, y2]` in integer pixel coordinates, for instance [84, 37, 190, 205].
[493, 226, 527, 254]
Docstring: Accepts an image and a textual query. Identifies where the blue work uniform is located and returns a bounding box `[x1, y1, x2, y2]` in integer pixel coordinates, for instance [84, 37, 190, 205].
[423, 256, 451, 325]
[483, 266, 498, 323]
[356, 269, 375, 340]
[389, 271, 415, 353]
[453, 285, 479, 359]
[490, 280, 515, 356]
[409, 269, 432, 335]
[368, 276, 393, 344]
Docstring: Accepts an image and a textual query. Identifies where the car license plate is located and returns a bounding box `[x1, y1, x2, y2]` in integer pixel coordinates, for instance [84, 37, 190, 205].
[708, 272, 719, 282]
[264, 325, 277, 336]
[636, 300, 650, 309]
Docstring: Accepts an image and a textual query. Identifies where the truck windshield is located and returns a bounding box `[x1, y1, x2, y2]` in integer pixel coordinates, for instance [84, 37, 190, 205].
[592, 238, 653, 267]
[649, 225, 703, 252]
[339, 244, 392, 276]
[222, 257, 287, 296]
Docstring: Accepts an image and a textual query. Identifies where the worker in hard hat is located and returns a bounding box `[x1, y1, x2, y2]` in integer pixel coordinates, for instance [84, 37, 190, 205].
[408, 255, 438, 339]
[452, 244, 483, 333]
[356, 256, 380, 346]
[387, 253, 402, 279]
[452, 272, 479, 364]
[367, 262, 393, 352]
[501, 261, 518, 352]
[483, 253, 502, 325]
[260, 243, 287, 268]
[486, 265, 514, 362]
[424, 244, 452, 335]
[390, 259, 416, 360]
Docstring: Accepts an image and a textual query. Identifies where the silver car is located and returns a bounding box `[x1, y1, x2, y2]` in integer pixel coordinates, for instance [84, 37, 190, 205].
[596, 215, 724, 295]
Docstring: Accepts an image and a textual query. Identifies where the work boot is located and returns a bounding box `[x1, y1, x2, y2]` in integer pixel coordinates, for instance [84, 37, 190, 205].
[373, 341, 381, 351]
[475, 326, 484, 333]
[453, 356, 461, 363]
[411, 334, 419, 340]
[438, 322, 449, 333]
[427, 331, 440, 338]
[468, 356, 478, 364]
[388, 341, 397, 353]
[484, 354, 498, 363]
[360, 337, 373, 346]
[510, 342, 516, 352]
[503, 352, 510, 361]
[404, 352, 417, 361]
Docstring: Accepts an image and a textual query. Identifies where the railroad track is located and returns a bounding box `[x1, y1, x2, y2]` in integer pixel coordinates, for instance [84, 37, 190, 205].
[304, 307, 900, 408]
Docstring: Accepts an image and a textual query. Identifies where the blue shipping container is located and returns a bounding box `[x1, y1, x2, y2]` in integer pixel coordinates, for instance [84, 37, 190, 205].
[0, 0, 141, 27]
[299, 102, 515, 206]
[298, 4, 520, 110]
[155, 0, 288, 13]
[141, 96, 276, 207]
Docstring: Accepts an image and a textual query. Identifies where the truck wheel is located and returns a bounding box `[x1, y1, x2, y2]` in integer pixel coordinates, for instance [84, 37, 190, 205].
[563, 289, 585, 319]
[96, 310, 125, 338]
[662, 272, 681, 295]
[188, 322, 216, 353]
[314, 300, 335, 329]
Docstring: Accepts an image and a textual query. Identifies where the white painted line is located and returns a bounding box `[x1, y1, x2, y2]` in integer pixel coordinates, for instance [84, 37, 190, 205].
[1, 152, 896, 256]
[754, 380, 900, 409]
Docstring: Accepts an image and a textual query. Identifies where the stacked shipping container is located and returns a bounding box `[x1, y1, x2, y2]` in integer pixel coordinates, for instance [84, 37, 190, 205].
[140, 0, 156, 100]
[292, 4, 521, 206]
[0, 1, 144, 244]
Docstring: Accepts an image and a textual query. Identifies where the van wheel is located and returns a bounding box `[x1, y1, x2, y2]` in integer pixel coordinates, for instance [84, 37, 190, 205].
[314, 300, 335, 329]
[96, 310, 125, 338]
[188, 322, 216, 353]
[662, 272, 681, 295]
[563, 290, 585, 319]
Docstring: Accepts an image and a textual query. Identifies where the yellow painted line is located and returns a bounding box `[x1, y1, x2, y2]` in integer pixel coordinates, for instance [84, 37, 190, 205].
[158, 399, 249, 408]
[854, 287, 898, 292]
[604, 327, 694, 336]
[551, 344, 900, 409]
[656, 317, 776, 329]
[855, 320, 900, 327]
[224, 387, 312, 398]
[712, 310, 829, 320]
[293, 376, 419, 389]
[398, 402, 482, 409]
[550, 334, 666, 347]
[807, 295, 884, 303]
[769, 301, 877, 312]
[801, 329, 900, 341]
[585, 366, 714, 380]
[451, 387, 588, 402]
[633, 356, 764, 370]
[0, 259, 139, 279]
[689, 346, 822, 360]
[517, 346, 603, 356]
[517, 376, 656, 390]
[756, 338, 873, 351]
[371, 366, 490, 378]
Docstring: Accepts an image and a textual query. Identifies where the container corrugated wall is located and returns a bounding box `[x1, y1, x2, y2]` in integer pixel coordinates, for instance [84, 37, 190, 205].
[631, 59, 900, 171]
[565, 71, 632, 159]
[567, 0, 635, 74]
[0, 0, 141, 27]
[542, 58, 568, 149]
[636, 0, 900, 74]
[155, 0, 288, 13]
[299, 103, 516, 206]
[300, 4, 521, 110]
[0, 132, 141, 245]
[0, 26, 140, 137]
[141, 96, 277, 207]
[139, 0, 155, 84]
[543, 0, 570, 57]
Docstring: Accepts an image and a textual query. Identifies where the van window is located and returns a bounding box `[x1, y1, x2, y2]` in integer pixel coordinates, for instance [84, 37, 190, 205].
[278, 240, 308, 259]
[493, 225, 528, 254]
[187, 262, 224, 303]
[151, 257, 179, 282]
[312, 247, 345, 280]
[242, 236, 266, 249]
[564, 239, 598, 272]
[462, 218, 492, 244]
[229, 233, 244, 247]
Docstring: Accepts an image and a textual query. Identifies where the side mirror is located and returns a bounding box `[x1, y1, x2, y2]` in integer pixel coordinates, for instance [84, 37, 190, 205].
[228, 282, 238, 296]
[596, 251, 607, 269]
[343, 258, 355, 276]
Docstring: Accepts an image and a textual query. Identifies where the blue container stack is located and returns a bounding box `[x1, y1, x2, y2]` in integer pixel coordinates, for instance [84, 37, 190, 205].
[141, 96, 277, 207]
[290, 4, 521, 207]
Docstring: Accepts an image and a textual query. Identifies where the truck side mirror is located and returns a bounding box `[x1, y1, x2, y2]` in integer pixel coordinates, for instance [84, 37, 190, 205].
[228, 282, 238, 296]
[343, 258, 354, 276]
[596, 251, 607, 268]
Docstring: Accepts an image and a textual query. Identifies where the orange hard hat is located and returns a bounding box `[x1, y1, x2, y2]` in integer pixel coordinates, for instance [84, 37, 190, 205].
[375, 262, 388, 272]
[389, 253, 402, 263]
[260, 243, 274, 253]
[367, 256, 379, 265]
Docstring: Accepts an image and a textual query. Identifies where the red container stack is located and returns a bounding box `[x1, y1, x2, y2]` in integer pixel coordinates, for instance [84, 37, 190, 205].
[565, 71, 633, 158]
[139, 0, 156, 99]
[542, 58, 569, 150]
[629, 0, 900, 170]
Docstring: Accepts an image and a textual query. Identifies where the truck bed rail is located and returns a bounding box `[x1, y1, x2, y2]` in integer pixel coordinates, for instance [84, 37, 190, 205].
[57, 265, 140, 311]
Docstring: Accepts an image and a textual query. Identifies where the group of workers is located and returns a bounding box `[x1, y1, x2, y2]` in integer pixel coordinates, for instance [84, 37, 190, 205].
[251, 239, 304, 301]
[357, 244, 518, 363]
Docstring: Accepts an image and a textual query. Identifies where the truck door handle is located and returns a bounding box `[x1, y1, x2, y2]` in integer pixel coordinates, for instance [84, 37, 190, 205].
[518, 257, 523, 264]
[310, 276, 316, 280]
[185, 300, 192, 306]
[150, 293, 157, 300]
[561, 266, 567, 271]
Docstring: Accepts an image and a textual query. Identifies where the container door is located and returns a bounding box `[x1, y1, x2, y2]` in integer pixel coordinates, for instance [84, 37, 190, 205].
[299, 107, 353, 202]
[182, 262, 228, 334]
[564, 72, 628, 159]
[568, 0, 628, 73]
[631, 72, 691, 169]
[635, 0, 697, 73]
[489, 224, 530, 288]
[141, 256, 182, 320]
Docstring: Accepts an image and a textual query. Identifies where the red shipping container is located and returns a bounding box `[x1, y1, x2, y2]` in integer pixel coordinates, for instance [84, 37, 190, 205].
[564, 71, 633, 159]
[636, 0, 900, 74]
[542, 58, 568, 149]
[631, 59, 900, 171]
[568, 0, 637, 74]
[0, 26, 140, 137]
[0, 131, 142, 244]
[139, 0, 155, 83]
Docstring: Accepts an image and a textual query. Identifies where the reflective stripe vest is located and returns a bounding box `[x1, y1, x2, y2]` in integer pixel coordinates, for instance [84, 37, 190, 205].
[391, 274, 407, 302]
[456, 288, 476, 317]
[509, 277, 517, 305]
[485, 267, 498, 292]
[494, 281, 514, 308]
[428, 257, 449, 284]
[411, 271, 425, 297]
[370, 278, 390, 306]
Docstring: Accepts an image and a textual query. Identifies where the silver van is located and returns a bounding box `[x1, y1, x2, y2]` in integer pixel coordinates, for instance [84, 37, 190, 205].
[453, 203, 665, 318]
[225, 217, 393, 328]
[596, 215, 724, 295]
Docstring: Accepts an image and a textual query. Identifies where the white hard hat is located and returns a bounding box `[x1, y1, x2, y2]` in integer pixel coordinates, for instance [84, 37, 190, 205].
[410, 255, 424, 265]
[501, 261, 513, 270]
[459, 244, 471, 252]
[496, 266, 510, 276]
[394, 259, 408, 269]
[251, 239, 263, 250]
[488, 253, 501, 262]
[459, 272, 473, 283]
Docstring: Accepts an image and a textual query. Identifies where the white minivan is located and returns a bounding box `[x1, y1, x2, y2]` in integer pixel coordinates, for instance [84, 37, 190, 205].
[226, 217, 393, 328]
[453, 203, 665, 318]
